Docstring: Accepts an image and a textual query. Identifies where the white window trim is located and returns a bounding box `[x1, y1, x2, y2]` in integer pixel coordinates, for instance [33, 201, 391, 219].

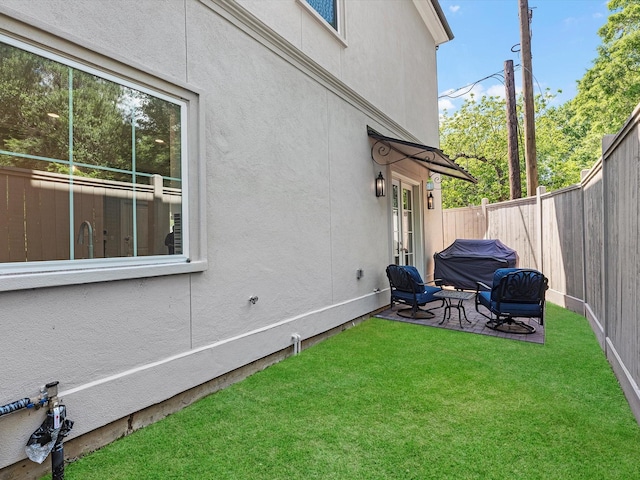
[0, 32, 206, 292]
[296, 0, 348, 48]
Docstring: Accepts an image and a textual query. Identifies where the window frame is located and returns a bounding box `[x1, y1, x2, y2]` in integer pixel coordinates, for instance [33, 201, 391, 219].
[297, 0, 347, 47]
[0, 33, 206, 292]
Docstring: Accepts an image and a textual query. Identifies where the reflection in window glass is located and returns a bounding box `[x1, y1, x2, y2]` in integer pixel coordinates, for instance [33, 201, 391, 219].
[0, 39, 183, 264]
[0, 43, 70, 165]
[306, 0, 337, 29]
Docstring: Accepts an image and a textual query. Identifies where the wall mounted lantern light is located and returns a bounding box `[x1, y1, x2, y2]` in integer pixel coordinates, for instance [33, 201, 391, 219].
[426, 178, 434, 192]
[426, 177, 434, 209]
[375, 172, 386, 197]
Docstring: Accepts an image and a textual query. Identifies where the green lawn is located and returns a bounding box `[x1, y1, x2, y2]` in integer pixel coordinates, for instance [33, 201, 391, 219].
[61, 304, 640, 479]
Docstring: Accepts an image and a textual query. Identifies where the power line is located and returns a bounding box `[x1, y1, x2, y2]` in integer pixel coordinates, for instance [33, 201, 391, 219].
[438, 70, 505, 99]
[439, 63, 544, 101]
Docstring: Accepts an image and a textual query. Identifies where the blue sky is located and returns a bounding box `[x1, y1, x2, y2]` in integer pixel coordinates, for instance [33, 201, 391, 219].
[437, 0, 610, 113]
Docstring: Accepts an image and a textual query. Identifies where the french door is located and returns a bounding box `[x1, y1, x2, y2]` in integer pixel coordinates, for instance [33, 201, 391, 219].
[392, 179, 417, 266]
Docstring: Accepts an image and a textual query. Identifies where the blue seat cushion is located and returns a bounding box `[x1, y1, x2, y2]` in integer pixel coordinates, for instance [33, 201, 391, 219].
[392, 284, 441, 306]
[478, 291, 542, 317]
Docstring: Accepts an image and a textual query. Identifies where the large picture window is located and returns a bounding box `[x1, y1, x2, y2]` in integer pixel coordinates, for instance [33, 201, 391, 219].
[0, 38, 185, 266]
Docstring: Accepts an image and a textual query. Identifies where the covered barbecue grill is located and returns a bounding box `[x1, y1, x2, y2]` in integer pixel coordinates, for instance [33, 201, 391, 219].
[434, 239, 518, 290]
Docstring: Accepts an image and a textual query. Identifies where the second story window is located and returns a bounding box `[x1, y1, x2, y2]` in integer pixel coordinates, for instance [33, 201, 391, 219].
[306, 0, 338, 30]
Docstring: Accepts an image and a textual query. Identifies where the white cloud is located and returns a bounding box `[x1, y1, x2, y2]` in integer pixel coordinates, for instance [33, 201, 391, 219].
[460, 83, 486, 101]
[438, 98, 455, 112]
[485, 84, 504, 98]
[449, 5, 460, 13]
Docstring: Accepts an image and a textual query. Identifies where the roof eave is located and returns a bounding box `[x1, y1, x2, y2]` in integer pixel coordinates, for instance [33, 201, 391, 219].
[413, 0, 454, 46]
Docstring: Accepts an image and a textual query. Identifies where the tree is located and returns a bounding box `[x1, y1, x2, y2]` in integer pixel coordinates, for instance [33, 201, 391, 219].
[565, 0, 640, 165]
[440, 94, 511, 207]
[0, 41, 180, 183]
[439, 0, 640, 208]
[439, 90, 573, 208]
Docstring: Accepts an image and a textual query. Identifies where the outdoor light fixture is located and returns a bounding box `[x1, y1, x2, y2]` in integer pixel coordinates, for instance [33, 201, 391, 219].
[426, 177, 435, 209]
[426, 178, 435, 192]
[375, 172, 386, 197]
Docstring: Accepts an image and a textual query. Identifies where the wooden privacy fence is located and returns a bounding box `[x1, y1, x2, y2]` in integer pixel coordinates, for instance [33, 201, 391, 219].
[0, 166, 181, 262]
[441, 103, 640, 424]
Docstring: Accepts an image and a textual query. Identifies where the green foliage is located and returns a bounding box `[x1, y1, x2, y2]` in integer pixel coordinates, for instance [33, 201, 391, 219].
[440, 94, 511, 207]
[0, 41, 179, 182]
[563, 0, 640, 167]
[440, 91, 577, 208]
[440, 0, 640, 208]
[60, 306, 640, 479]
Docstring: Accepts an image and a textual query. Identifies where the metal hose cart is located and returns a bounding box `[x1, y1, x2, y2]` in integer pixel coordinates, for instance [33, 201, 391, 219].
[0, 382, 73, 480]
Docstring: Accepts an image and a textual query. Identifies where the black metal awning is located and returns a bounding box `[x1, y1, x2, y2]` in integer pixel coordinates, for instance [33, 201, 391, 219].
[367, 126, 477, 183]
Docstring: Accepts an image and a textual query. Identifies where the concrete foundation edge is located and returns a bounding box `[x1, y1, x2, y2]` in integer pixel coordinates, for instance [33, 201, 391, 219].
[0, 311, 380, 480]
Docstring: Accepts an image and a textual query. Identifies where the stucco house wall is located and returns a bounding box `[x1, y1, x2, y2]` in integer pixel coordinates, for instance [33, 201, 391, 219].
[0, 0, 450, 472]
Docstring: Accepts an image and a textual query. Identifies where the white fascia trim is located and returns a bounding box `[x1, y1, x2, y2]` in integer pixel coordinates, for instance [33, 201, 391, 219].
[413, 0, 452, 46]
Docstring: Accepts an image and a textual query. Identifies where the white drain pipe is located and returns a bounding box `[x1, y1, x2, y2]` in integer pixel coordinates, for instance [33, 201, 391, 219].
[291, 333, 302, 355]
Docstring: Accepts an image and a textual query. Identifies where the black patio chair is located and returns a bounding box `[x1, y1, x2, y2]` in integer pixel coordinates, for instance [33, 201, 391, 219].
[386, 265, 443, 319]
[475, 268, 548, 334]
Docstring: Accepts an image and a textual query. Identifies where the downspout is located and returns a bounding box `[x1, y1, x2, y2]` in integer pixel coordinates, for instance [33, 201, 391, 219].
[291, 333, 302, 355]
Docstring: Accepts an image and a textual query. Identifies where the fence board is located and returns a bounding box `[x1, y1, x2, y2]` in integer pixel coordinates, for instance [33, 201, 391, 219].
[583, 166, 603, 320]
[7, 175, 26, 262]
[0, 174, 9, 262]
[54, 182, 71, 260]
[486, 198, 537, 268]
[441, 206, 485, 247]
[0, 167, 178, 263]
[25, 178, 44, 262]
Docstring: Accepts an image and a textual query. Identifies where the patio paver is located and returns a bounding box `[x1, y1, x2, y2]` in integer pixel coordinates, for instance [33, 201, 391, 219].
[375, 297, 545, 344]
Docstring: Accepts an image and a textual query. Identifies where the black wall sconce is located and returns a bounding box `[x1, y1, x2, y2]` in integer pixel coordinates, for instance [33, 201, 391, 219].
[375, 171, 386, 197]
[426, 177, 434, 209]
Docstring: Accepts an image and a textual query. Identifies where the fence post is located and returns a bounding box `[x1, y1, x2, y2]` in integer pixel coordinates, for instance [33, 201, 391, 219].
[481, 198, 489, 239]
[580, 169, 590, 314]
[536, 186, 546, 271]
[601, 137, 612, 344]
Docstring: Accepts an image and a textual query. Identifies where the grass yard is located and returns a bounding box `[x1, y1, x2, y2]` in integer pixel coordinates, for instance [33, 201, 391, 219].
[59, 304, 640, 479]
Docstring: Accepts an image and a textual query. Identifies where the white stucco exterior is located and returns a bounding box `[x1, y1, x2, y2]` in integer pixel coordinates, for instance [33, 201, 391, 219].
[0, 0, 451, 471]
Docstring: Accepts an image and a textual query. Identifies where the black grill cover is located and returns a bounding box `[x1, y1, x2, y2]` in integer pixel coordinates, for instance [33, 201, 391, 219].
[434, 239, 518, 290]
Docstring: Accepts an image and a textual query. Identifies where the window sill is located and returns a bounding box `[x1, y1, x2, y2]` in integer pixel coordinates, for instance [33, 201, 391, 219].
[0, 259, 207, 292]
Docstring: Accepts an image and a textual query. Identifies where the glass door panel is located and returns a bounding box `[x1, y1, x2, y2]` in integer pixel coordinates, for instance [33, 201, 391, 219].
[392, 179, 415, 266]
[392, 183, 401, 265]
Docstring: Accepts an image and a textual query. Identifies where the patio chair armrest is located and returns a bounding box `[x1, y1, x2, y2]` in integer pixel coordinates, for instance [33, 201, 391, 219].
[476, 281, 491, 292]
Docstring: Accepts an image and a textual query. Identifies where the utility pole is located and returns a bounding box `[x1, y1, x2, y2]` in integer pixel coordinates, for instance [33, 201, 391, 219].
[519, 0, 538, 196]
[504, 59, 521, 199]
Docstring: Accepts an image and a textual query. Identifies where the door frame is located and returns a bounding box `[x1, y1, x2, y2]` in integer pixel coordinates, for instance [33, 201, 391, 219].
[390, 174, 425, 273]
